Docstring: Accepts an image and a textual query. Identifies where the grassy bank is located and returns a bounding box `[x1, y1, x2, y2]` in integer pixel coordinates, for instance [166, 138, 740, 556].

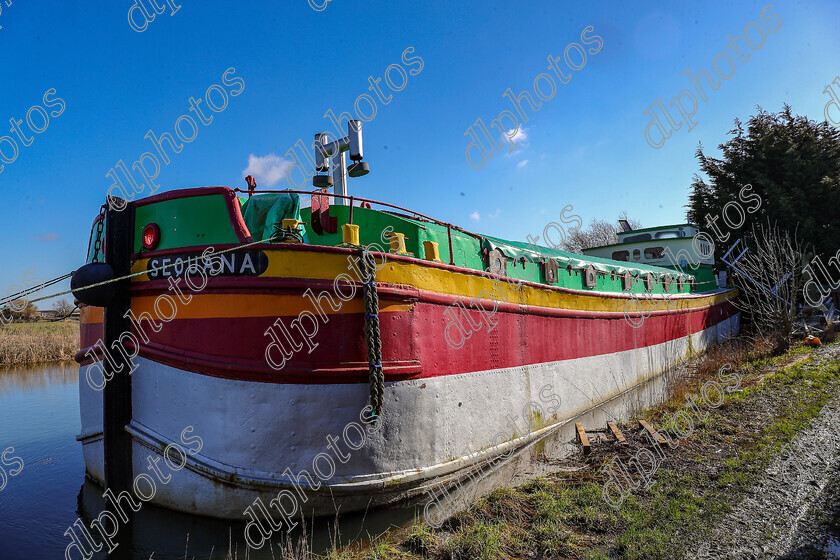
[0, 321, 79, 367]
[309, 338, 840, 560]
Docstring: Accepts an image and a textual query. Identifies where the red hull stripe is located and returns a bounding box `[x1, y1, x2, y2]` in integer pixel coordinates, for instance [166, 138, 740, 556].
[77, 299, 736, 384]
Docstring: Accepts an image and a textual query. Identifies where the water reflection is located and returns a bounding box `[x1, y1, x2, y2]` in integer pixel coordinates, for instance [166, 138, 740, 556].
[0, 363, 84, 559]
[75, 477, 420, 559]
[0, 361, 78, 396]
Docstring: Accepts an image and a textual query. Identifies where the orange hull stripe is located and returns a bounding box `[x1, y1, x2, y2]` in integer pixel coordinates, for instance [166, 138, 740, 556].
[80, 306, 104, 324]
[130, 293, 411, 319]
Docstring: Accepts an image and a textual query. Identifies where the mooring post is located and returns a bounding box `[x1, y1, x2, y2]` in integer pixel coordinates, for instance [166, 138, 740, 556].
[103, 200, 134, 496]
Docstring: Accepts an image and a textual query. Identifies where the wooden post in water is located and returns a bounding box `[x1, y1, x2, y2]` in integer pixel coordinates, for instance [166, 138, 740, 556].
[103, 200, 134, 495]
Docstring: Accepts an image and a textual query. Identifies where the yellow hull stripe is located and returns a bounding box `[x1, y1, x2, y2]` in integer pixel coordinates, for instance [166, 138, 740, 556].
[128, 249, 735, 316]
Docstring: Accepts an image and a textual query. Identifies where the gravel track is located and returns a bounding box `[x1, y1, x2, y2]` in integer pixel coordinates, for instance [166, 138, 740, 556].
[686, 344, 840, 560]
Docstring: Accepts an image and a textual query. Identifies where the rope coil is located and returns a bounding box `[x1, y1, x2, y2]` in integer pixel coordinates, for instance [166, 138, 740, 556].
[272, 221, 304, 243]
[360, 248, 385, 418]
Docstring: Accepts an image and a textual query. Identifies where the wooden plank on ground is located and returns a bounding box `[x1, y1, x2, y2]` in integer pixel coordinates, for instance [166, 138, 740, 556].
[639, 419, 667, 445]
[575, 422, 591, 455]
[607, 421, 627, 445]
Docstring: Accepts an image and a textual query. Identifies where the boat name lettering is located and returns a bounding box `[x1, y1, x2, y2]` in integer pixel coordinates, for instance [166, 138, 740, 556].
[146, 250, 268, 279]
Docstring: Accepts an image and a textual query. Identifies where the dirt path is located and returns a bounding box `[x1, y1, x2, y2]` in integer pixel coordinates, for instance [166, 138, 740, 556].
[685, 344, 840, 560]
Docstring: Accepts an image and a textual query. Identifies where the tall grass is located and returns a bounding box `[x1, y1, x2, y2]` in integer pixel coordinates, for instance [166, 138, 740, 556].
[661, 335, 777, 409]
[0, 321, 78, 366]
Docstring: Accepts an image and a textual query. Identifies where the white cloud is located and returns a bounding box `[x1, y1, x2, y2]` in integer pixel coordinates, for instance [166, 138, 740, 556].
[469, 211, 480, 221]
[503, 127, 529, 157]
[242, 153, 293, 187]
[517, 159, 529, 168]
[488, 209, 501, 218]
[509, 128, 528, 143]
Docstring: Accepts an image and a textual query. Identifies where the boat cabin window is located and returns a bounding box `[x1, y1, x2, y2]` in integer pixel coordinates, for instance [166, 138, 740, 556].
[655, 231, 679, 239]
[612, 250, 630, 261]
[696, 239, 713, 258]
[623, 233, 651, 243]
[644, 247, 665, 259]
[632, 249, 641, 260]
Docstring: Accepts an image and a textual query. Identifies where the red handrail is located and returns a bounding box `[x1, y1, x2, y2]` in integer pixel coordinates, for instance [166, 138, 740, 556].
[233, 187, 460, 264]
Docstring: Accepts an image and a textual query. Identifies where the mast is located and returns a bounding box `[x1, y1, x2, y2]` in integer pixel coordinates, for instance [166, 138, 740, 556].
[312, 120, 370, 205]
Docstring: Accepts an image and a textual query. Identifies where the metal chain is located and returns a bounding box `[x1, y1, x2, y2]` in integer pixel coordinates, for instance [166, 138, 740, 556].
[360, 248, 384, 418]
[91, 204, 107, 263]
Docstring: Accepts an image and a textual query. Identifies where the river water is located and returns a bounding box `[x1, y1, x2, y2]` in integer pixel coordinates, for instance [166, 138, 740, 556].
[2, 363, 838, 559]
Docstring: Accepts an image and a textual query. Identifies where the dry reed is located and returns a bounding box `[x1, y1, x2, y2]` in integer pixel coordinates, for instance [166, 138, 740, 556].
[0, 321, 78, 367]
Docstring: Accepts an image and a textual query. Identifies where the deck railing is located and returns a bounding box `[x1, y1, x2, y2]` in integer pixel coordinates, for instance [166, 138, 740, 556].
[233, 188, 464, 264]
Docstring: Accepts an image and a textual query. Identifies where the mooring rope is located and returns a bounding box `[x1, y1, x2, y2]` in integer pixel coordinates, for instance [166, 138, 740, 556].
[10, 233, 280, 307]
[0, 272, 75, 307]
[47, 305, 80, 322]
[360, 248, 385, 418]
[7, 233, 389, 420]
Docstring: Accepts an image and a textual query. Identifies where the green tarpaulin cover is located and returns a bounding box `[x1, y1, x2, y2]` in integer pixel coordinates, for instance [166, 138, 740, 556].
[239, 192, 308, 243]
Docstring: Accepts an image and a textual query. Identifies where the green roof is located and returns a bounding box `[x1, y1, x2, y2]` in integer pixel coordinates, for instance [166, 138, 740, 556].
[617, 223, 695, 235]
[481, 235, 693, 279]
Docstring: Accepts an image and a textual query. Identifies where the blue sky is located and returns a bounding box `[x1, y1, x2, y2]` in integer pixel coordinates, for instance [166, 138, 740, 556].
[1, 0, 839, 304]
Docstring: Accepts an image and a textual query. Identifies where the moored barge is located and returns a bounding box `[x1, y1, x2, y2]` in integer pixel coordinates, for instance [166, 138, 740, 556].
[72, 123, 739, 524]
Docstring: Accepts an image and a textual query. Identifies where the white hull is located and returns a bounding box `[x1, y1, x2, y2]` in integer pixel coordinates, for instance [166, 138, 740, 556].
[78, 313, 740, 519]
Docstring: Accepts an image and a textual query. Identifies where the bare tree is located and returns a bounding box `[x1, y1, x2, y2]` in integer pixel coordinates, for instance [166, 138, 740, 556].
[5, 299, 39, 321]
[617, 210, 643, 231]
[52, 298, 76, 318]
[727, 223, 806, 354]
[562, 212, 642, 253]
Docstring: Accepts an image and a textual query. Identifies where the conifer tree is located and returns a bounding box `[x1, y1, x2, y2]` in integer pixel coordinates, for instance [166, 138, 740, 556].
[688, 105, 840, 259]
